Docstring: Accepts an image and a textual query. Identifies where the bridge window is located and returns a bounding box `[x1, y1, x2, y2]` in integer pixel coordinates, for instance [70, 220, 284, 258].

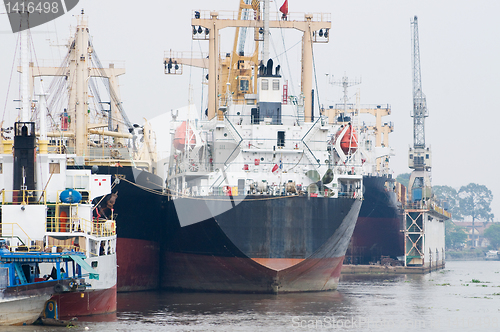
[261, 79, 269, 90]
[239, 79, 249, 92]
[273, 79, 280, 90]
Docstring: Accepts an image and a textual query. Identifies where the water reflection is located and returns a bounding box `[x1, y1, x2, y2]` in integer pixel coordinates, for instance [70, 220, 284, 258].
[3, 261, 497, 331]
[116, 290, 348, 318]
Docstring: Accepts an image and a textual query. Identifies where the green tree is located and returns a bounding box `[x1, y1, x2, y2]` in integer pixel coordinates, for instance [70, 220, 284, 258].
[458, 183, 494, 247]
[433, 185, 462, 220]
[396, 173, 410, 188]
[445, 220, 467, 249]
[484, 224, 500, 249]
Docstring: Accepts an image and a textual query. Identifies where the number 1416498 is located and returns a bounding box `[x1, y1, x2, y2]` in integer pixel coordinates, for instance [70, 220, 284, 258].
[5, 1, 60, 14]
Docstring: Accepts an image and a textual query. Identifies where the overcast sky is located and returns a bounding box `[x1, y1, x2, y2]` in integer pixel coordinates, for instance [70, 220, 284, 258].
[1, 0, 499, 218]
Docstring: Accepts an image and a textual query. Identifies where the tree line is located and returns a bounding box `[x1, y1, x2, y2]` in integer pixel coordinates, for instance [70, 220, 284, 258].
[396, 173, 499, 249]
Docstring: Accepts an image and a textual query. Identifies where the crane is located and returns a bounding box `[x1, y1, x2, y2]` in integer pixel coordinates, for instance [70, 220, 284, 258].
[408, 15, 432, 202]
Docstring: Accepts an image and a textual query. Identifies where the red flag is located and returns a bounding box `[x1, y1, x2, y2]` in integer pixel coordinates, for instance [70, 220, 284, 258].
[279, 0, 288, 16]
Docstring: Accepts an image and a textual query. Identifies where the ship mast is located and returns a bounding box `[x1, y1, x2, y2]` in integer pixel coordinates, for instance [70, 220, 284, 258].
[73, 12, 90, 157]
[262, 0, 270, 61]
[20, 17, 30, 122]
[166, 3, 330, 122]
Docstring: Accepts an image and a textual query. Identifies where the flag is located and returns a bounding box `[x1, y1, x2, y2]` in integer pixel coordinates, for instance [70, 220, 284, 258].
[279, 0, 288, 16]
[272, 164, 279, 174]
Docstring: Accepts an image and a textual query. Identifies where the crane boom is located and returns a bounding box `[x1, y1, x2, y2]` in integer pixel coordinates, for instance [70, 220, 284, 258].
[408, 15, 432, 202]
[411, 15, 428, 149]
[408, 15, 431, 172]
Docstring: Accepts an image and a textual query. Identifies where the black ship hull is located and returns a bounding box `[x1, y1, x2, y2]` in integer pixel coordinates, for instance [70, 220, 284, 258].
[70, 165, 167, 292]
[346, 175, 404, 265]
[161, 195, 362, 293]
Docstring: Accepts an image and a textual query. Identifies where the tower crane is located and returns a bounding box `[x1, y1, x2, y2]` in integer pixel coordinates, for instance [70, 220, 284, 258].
[408, 16, 432, 202]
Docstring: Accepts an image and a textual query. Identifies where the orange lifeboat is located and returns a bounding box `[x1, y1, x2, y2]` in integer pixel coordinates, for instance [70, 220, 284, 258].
[173, 121, 196, 151]
[336, 124, 358, 155]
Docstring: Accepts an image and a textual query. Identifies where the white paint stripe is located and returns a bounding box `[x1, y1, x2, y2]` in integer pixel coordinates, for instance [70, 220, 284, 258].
[61, 0, 68, 13]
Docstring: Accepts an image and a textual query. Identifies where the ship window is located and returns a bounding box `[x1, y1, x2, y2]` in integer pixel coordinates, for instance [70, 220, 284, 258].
[409, 154, 413, 159]
[261, 79, 269, 90]
[49, 163, 60, 174]
[251, 108, 259, 124]
[426, 154, 429, 159]
[0, 163, 2, 174]
[277, 131, 285, 147]
[239, 79, 249, 92]
[273, 79, 280, 90]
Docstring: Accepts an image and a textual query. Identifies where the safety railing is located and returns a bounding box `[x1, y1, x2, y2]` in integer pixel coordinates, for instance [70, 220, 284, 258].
[192, 10, 331, 23]
[0, 223, 39, 252]
[46, 216, 116, 237]
[405, 199, 452, 218]
[1, 190, 46, 205]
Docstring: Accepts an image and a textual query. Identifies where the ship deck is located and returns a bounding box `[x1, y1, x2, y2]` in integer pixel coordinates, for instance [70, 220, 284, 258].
[341, 262, 445, 275]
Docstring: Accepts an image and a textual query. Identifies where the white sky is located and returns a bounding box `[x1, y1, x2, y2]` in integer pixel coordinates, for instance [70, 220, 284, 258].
[1, 0, 499, 218]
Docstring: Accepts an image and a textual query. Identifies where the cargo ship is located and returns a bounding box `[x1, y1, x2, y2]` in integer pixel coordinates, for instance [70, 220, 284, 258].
[2, 12, 165, 292]
[160, 1, 363, 293]
[1, 10, 121, 315]
[350, 175, 405, 264]
[322, 81, 405, 265]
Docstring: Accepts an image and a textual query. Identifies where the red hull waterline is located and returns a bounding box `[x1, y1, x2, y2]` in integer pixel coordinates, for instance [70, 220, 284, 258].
[51, 285, 117, 318]
[162, 253, 345, 293]
[117, 238, 159, 292]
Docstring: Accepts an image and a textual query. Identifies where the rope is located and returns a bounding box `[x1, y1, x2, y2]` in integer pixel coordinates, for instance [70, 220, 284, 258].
[117, 175, 303, 202]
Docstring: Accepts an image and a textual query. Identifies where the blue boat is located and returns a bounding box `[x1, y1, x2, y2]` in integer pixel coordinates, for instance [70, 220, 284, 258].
[0, 240, 95, 325]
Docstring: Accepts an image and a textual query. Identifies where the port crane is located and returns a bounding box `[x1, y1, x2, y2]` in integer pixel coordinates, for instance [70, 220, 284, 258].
[403, 16, 450, 268]
[407, 15, 432, 202]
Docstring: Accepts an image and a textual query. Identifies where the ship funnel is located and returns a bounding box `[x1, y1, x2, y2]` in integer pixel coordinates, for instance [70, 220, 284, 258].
[266, 59, 273, 76]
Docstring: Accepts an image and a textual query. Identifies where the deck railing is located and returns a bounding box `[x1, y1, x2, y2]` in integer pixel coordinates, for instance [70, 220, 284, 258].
[46, 216, 116, 237]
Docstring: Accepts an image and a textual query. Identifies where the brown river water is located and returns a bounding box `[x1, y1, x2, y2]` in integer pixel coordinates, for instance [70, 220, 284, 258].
[1, 261, 499, 332]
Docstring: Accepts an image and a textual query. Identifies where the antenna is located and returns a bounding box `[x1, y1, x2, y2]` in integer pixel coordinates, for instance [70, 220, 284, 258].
[331, 75, 361, 121]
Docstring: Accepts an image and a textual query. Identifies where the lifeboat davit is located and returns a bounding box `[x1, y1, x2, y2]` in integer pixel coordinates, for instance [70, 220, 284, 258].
[173, 121, 196, 151]
[336, 124, 358, 155]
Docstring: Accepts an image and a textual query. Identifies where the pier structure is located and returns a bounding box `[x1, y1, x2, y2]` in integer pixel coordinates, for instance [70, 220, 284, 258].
[403, 199, 450, 269]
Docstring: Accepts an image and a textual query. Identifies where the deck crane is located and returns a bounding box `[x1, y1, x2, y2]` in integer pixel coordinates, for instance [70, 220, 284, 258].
[408, 16, 432, 202]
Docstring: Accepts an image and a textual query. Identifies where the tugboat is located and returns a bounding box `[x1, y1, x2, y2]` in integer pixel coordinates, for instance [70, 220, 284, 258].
[0, 240, 87, 325]
[161, 1, 363, 293]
